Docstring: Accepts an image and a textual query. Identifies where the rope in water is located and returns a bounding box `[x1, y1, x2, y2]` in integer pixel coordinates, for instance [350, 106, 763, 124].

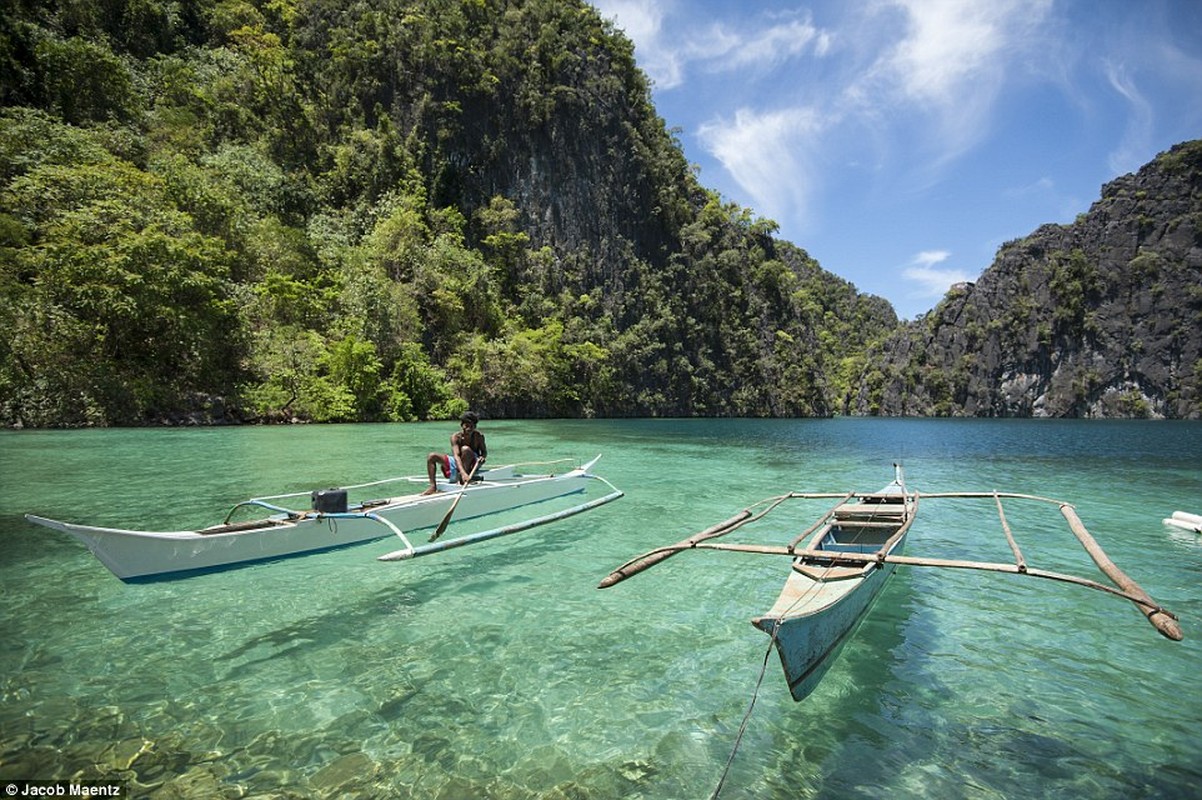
[710, 622, 780, 800]
[711, 518, 842, 800]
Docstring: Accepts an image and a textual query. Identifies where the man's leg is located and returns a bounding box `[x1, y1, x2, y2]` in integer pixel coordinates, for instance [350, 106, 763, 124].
[423, 453, 445, 494]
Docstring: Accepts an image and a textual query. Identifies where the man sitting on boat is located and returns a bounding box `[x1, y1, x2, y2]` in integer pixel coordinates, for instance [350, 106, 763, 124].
[423, 411, 487, 494]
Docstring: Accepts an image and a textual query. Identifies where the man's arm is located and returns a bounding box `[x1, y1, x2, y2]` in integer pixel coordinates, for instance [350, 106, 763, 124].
[449, 431, 468, 474]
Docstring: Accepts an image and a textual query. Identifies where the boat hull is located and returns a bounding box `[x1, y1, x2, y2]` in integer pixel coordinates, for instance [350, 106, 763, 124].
[752, 541, 905, 700]
[752, 469, 916, 701]
[27, 465, 600, 582]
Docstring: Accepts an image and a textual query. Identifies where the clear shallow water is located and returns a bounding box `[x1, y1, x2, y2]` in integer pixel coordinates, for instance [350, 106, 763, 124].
[1, 418, 1200, 799]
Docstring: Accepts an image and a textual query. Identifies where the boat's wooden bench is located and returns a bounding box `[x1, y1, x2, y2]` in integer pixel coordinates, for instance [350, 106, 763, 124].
[793, 560, 866, 581]
[834, 503, 907, 519]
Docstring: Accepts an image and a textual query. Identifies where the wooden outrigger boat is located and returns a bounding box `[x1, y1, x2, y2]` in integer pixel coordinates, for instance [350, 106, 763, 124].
[599, 464, 1181, 702]
[26, 456, 622, 583]
[751, 465, 915, 700]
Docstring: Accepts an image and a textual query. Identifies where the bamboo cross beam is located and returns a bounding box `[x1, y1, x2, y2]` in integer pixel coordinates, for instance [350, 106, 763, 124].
[1058, 504, 1183, 641]
[994, 492, 1027, 572]
[597, 509, 753, 588]
[917, 491, 1065, 505]
[688, 542, 1181, 629]
[598, 491, 806, 588]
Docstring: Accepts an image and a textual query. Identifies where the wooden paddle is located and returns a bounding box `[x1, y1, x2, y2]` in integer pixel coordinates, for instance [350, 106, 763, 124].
[428, 458, 482, 542]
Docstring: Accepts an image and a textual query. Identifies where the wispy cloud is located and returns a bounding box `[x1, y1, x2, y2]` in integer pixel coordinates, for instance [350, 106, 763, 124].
[865, 0, 1056, 166]
[903, 251, 973, 304]
[593, 0, 680, 86]
[592, 1, 832, 89]
[1094, 5, 1202, 176]
[1103, 61, 1156, 176]
[1004, 177, 1055, 197]
[718, 16, 831, 72]
[881, 1, 1049, 104]
[697, 106, 823, 226]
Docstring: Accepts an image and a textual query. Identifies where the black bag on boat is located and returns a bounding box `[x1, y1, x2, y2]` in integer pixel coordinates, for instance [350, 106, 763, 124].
[311, 488, 348, 514]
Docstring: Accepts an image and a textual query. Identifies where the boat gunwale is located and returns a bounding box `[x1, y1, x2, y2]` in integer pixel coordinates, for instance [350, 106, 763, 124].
[26, 456, 619, 582]
[788, 483, 917, 581]
[26, 462, 599, 539]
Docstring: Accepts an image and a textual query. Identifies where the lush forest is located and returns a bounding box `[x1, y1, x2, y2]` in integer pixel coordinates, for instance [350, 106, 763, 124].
[0, 0, 899, 426]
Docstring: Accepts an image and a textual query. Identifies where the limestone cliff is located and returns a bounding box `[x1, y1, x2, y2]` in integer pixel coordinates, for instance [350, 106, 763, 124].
[851, 140, 1202, 419]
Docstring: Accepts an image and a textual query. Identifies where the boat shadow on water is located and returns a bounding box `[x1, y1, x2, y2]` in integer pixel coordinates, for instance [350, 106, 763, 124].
[212, 531, 587, 682]
[787, 549, 1192, 798]
[778, 570, 1084, 796]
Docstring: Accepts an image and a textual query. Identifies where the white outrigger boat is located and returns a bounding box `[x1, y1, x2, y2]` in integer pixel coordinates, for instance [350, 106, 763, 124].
[600, 464, 1180, 702]
[1163, 510, 1202, 533]
[26, 456, 622, 583]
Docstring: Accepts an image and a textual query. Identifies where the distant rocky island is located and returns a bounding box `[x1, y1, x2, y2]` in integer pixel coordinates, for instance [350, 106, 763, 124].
[852, 140, 1202, 419]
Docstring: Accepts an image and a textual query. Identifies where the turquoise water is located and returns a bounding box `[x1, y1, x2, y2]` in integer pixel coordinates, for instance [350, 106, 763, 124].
[1, 418, 1200, 799]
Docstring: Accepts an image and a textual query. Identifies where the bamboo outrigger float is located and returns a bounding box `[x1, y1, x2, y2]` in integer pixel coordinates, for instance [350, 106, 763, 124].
[599, 465, 1181, 702]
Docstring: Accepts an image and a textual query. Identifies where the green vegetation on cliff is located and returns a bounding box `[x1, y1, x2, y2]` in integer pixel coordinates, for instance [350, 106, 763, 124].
[0, 0, 896, 426]
[852, 140, 1202, 419]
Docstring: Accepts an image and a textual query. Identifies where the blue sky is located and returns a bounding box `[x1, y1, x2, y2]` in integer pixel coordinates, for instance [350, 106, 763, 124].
[588, 0, 1202, 319]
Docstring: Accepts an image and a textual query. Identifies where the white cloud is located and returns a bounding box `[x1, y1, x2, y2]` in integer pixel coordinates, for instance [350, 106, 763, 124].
[591, 3, 839, 228]
[1090, 13, 1202, 178]
[592, 0, 665, 44]
[912, 250, 951, 267]
[592, 1, 833, 89]
[862, 0, 1055, 163]
[592, 0, 684, 87]
[1004, 177, 1055, 197]
[721, 17, 830, 72]
[1103, 61, 1155, 176]
[886, 1, 1011, 104]
[697, 106, 823, 225]
[903, 251, 973, 300]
